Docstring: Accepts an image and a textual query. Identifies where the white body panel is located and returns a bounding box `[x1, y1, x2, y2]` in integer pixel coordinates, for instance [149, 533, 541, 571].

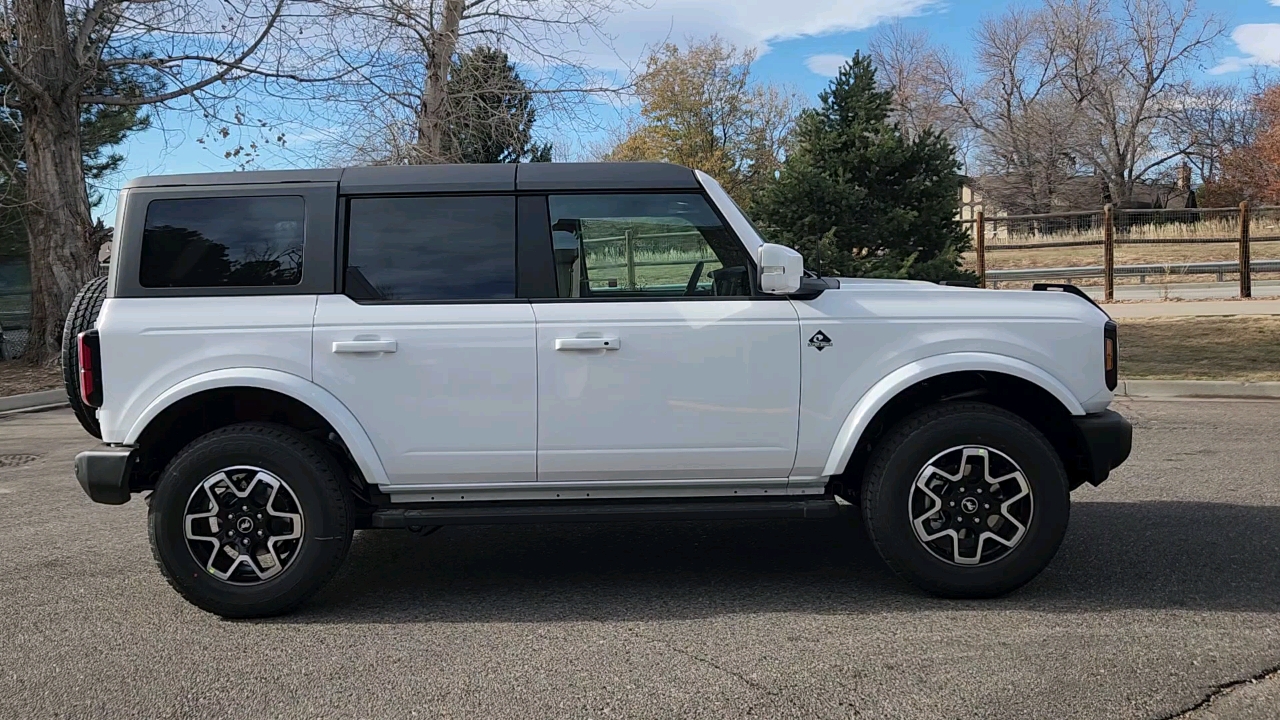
[791, 280, 1112, 479]
[311, 295, 537, 485]
[532, 300, 801, 481]
[96, 296, 318, 445]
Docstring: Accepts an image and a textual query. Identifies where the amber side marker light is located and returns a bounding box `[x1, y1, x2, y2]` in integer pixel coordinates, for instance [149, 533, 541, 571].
[1103, 321, 1118, 391]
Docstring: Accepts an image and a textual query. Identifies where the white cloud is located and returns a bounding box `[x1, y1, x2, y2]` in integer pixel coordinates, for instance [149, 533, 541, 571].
[805, 53, 852, 76]
[579, 0, 942, 69]
[1210, 24, 1280, 74]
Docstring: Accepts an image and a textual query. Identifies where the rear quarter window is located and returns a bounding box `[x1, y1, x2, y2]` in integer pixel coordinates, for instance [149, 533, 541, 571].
[139, 196, 305, 288]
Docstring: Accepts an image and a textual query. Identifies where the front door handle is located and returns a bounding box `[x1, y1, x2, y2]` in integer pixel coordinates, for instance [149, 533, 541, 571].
[332, 340, 398, 354]
[555, 336, 620, 351]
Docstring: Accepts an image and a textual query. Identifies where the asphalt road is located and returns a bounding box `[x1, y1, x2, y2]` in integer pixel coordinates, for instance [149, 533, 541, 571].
[1, 400, 1278, 720]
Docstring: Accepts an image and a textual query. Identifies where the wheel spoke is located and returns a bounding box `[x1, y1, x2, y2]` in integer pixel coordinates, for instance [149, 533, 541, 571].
[182, 466, 305, 586]
[909, 445, 1034, 567]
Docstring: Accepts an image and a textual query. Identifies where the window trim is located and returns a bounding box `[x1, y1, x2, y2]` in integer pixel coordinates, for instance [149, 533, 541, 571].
[521, 190, 773, 302]
[340, 193, 522, 305]
[114, 183, 336, 299]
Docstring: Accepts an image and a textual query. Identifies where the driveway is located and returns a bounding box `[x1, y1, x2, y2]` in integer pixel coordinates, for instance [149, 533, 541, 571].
[0, 399, 1277, 719]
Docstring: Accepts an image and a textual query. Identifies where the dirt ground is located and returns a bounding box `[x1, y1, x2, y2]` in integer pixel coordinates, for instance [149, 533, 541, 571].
[0, 361, 62, 396]
[1119, 315, 1280, 381]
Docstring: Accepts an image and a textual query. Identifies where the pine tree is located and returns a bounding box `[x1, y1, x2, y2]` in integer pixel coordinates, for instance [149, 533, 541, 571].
[443, 47, 552, 164]
[753, 53, 974, 282]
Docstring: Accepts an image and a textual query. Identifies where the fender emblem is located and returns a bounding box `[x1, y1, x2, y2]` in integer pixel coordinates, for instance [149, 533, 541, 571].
[808, 331, 833, 351]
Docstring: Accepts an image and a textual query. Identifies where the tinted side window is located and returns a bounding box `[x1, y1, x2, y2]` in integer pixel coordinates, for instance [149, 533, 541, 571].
[140, 197, 304, 288]
[547, 194, 753, 298]
[345, 196, 516, 302]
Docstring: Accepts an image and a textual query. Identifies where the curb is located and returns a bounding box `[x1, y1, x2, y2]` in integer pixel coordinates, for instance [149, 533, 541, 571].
[0, 389, 67, 413]
[1117, 379, 1280, 399]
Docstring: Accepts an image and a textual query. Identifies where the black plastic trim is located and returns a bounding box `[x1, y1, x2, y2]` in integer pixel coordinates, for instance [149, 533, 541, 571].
[516, 195, 558, 298]
[516, 162, 698, 191]
[1071, 410, 1132, 487]
[1032, 282, 1110, 318]
[74, 447, 136, 505]
[371, 496, 839, 527]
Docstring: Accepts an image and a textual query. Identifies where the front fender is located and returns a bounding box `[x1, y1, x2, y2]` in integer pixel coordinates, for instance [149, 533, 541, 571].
[123, 367, 392, 487]
[821, 352, 1086, 477]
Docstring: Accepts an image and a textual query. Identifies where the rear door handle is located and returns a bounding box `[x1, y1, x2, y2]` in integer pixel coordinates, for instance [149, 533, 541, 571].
[555, 337, 620, 351]
[332, 340, 398, 354]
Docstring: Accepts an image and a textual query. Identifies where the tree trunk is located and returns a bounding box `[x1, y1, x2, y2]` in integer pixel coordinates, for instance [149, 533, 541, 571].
[14, 0, 96, 361]
[23, 103, 96, 362]
[416, 0, 463, 163]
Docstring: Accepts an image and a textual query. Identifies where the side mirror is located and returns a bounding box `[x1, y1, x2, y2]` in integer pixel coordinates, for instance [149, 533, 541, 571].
[758, 243, 804, 294]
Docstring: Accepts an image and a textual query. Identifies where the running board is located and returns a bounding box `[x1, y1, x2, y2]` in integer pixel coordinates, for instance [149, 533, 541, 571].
[370, 497, 840, 528]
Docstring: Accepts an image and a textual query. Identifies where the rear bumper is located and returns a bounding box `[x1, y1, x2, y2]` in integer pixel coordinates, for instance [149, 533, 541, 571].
[74, 447, 136, 505]
[1072, 410, 1133, 486]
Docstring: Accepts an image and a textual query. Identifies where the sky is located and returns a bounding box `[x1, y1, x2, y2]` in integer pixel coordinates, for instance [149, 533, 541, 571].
[95, 0, 1280, 222]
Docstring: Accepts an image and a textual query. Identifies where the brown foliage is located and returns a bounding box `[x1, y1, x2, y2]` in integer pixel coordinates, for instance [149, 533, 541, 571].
[1213, 86, 1280, 205]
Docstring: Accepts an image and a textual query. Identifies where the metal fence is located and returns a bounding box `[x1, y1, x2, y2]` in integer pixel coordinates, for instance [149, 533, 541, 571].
[958, 203, 1280, 299]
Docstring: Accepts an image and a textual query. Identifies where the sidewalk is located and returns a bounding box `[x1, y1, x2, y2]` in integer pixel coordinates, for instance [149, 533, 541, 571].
[1101, 298, 1280, 318]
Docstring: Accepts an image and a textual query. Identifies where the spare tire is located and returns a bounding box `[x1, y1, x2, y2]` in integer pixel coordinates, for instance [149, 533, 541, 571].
[62, 276, 108, 438]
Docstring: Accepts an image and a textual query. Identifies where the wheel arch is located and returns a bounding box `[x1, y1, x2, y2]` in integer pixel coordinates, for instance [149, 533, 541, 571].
[124, 369, 390, 491]
[823, 353, 1094, 492]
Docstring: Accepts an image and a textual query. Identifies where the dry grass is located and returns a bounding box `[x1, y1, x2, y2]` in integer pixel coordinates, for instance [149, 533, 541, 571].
[1118, 316, 1280, 381]
[0, 361, 62, 397]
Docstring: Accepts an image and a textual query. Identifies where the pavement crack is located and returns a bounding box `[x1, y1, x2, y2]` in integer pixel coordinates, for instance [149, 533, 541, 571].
[1156, 660, 1280, 720]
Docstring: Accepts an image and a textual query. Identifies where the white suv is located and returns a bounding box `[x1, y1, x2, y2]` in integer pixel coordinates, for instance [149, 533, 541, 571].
[68, 163, 1131, 617]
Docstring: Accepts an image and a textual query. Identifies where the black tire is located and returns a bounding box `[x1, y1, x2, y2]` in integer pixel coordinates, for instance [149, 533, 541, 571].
[861, 402, 1070, 598]
[61, 275, 108, 438]
[148, 423, 354, 618]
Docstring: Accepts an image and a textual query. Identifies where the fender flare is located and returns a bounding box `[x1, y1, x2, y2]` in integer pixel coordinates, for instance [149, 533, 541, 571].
[123, 367, 392, 487]
[821, 352, 1086, 477]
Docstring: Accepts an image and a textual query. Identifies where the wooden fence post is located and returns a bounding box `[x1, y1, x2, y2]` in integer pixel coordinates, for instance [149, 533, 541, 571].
[1103, 204, 1115, 302]
[1239, 201, 1252, 299]
[975, 211, 986, 288]
[624, 229, 637, 290]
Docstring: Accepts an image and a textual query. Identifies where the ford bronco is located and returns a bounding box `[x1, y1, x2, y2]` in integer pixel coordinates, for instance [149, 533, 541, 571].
[67, 163, 1131, 617]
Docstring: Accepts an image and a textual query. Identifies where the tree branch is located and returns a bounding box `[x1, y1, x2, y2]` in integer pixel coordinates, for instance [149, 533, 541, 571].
[81, 0, 287, 106]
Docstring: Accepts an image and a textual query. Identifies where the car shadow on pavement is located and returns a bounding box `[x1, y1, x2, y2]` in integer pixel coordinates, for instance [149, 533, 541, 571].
[277, 500, 1280, 623]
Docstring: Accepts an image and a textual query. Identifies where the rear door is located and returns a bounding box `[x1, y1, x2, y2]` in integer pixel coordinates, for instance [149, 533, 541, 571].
[312, 194, 537, 486]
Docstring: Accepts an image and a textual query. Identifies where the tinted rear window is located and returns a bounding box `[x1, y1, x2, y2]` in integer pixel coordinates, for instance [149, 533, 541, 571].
[345, 196, 516, 302]
[139, 196, 305, 288]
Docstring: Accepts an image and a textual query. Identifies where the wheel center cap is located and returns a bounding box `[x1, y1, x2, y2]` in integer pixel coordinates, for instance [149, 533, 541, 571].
[236, 516, 255, 534]
[960, 497, 979, 514]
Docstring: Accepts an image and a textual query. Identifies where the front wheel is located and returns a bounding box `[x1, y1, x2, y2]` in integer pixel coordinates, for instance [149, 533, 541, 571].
[861, 402, 1070, 598]
[148, 423, 353, 618]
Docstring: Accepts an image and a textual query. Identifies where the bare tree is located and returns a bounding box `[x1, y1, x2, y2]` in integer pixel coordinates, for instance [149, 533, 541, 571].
[868, 22, 963, 145]
[930, 6, 1094, 214]
[1047, 0, 1226, 205]
[1167, 82, 1260, 187]
[312, 0, 629, 165]
[1, 0, 333, 359]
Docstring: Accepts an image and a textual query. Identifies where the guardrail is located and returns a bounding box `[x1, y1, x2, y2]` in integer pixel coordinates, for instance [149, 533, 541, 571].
[986, 259, 1280, 285]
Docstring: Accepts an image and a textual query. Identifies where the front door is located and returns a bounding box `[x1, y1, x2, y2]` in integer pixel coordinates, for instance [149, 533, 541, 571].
[533, 192, 801, 482]
[312, 194, 536, 486]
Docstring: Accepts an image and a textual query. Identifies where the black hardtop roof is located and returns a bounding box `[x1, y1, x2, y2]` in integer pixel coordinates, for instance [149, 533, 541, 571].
[123, 162, 699, 194]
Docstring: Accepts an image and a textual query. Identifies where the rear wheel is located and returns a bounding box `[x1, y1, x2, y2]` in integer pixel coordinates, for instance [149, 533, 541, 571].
[61, 276, 108, 437]
[860, 402, 1070, 598]
[148, 423, 353, 618]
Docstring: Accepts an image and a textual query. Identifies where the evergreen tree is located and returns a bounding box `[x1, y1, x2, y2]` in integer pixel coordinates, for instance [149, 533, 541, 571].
[443, 48, 552, 164]
[753, 53, 974, 282]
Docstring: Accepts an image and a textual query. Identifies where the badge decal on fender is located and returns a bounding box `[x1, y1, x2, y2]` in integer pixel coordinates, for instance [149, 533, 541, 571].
[808, 331, 833, 351]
